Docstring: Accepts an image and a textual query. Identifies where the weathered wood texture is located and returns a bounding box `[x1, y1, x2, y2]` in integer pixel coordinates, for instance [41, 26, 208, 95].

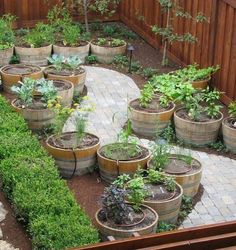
[120, 0, 236, 104]
[0, 0, 119, 27]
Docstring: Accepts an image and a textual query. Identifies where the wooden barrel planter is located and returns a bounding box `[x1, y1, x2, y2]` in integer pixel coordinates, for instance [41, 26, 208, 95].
[129, 98, 175, 138]
[97, 143, 151, 184]
[51, 79, 74, 107]
[45, 132, 100, 178]
[53, 42, 90, 63]
[191, 78, 210, 90]
[91, 40, 127, 64]
[11, 98, 55, 131]
[174, 108, 223, 146]
[44, 66, 86, 96]
[148, 155, 202, 197]
[222, 117, 236, 153]
[0, 64, 43, 94]
[0, 47, 14, 66]
[143, 182, 183, 223]
[95, 204, 158, 241]
[15, 44, 52, 66]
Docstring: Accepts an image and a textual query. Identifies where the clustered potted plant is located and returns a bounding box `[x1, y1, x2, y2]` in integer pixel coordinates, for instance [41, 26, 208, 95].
[173, 64, 220, 89]
[174, 87, 223, 146]
[91, 37, 127, 64]
[15, 23, 54, 66]
[44, 54, 86, 96]
[0, 14, 16, 66]
[95, 179, 158, 240]
[0, 64, 43, 94]
[129, 83, 175, 138]
[147, 142, 202, 197]
[45, 97, 100, 178]
[48, 5, 90, 62]
[97, 120, 150, 183]
[222, 101, 236, 153]
[11, 78, 57, 130]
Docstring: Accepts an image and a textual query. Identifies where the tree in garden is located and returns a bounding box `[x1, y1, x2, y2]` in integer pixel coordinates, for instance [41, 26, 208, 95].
[151, 0, 208, 66]
[64, 0, 120, 32]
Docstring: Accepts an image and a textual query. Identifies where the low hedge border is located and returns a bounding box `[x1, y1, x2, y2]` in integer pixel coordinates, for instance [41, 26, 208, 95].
[0, 96, 99, 249]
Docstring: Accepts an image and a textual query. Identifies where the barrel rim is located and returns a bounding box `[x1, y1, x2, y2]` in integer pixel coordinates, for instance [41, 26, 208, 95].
[174, 108, 224, 125]
[90, 40, 127, 50]
[46, 132, 100, 153]
[43, 65, 86, 77]
[50, 78, 74, 91]
[15, 44, 52, 50]
[143, 181, 183, 205]
[97, 143, 151, 163]
[0, 64, 42, 76]
[222, 117, 236, 132]
[11, 98, 54, 113]
[129, 98, 175, 115]
[147, 154, 202, 178]
[95, 203, 158, 233]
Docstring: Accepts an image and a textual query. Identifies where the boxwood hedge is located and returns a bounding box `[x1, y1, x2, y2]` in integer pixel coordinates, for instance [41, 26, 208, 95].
[0, 96, 99, 249]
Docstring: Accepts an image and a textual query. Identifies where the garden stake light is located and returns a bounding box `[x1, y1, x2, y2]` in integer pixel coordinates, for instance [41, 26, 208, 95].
[127, 44, 134, 73]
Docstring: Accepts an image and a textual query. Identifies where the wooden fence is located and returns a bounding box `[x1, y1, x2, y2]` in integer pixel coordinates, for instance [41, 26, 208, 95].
[120, 0, 236, 104]
[0, 0, 236, 103]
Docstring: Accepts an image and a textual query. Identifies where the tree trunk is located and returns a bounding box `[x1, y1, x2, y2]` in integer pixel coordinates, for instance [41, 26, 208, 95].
[83, 0, 89, 32]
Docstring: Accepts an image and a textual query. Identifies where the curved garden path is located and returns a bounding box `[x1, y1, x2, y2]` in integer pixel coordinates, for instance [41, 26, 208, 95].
[65, 66, 236, 229]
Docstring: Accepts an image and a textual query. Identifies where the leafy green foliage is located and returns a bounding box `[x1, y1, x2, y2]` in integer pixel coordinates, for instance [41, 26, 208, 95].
[209, 141, 228, 152]
[62, 24, 81, 46]
[157, 222, 176, 233]
[23, 22, 55, 48]
[36, 79, 58, 103]
[0, 14, 16, 49]
[0, 95, 99, 249]
[160, 122, 176, 143]
[178, 195, 193, 221]
[142, 67, 158, 79]
[113, 55, 129, 68]
[85, 54, 98, 64]
[103, 24, 117, 37]
[229, 102, 236, 118]
[139, 84, 155, 108]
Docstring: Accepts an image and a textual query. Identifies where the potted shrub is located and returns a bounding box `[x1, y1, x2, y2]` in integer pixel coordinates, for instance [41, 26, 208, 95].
[0, 14, 16, 66]
[35, 78, 74, 108]
[97, 121, 150, 184]
[173, 64, 220, 90]
[0, 64, 43, 94]
[147, 142, 202, 197]
[15, 23, 54, 66]
[91, 38, 126, 64]
[47, 5, 90, 63]
[44, 54, 86, 96]
[222, 101, 236, 153]
[174, 87, 223, 146]
[11, 78, 57, 130]
[45, 97, 100, 178]
[95, 183, 158, 240]
[129, 83, 175, 138]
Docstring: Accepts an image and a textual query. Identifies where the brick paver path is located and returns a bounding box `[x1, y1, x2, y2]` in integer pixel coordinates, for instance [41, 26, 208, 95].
[66, 66, 236, 228]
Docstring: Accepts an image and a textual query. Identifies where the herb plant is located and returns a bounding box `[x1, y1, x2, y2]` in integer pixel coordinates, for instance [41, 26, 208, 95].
[113, 55, 129, 68]
[85, 54, 98, 64]
[139, 84, 155, 108]
[0, 14, 16, 50]
[229, 102, 236, 118]
[62, 24, 81, 46]
[36, 79, 58, 103]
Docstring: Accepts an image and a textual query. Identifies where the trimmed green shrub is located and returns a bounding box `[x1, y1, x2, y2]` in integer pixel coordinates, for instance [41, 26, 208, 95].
[0, 95, 99, 249]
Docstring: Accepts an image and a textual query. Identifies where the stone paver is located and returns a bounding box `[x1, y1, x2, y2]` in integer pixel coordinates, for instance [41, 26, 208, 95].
[65, 66, 236, 228]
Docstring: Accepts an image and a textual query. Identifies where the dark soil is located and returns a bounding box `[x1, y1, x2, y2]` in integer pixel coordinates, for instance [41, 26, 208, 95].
[0, 192, 32, 250]
[130, 97, 174, 113]
[176, 108, 222, 123]
[45, 66, 85, 77]
[48, 132, 99, 150]
[2, 65, 40, 75]
[99, 143, 149, 161]
[13, 98, 47, 110]
[53, 79, 72, 90]
[224, 117, 236, 129]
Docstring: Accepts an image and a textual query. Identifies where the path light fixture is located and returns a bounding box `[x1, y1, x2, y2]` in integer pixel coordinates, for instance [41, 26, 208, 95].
[127, 44, 134, 73]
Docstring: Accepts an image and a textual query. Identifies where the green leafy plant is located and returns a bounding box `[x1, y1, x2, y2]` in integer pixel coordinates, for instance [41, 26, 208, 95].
[209, 141, 228, 152]
[11, 78, 35, 107]
[229, 102, 236, 118]
[113, 55, 129, 68]
[103, 24, 117, 37]
[111, 38, 125, 47]
[85, 54, 98, 64]
[157, 222, 176, 233]
[0, 14, 16, 49]
[36, 79, 58, 103]
[160, 122, 176, 143]
[142, 67, 158, 79]
[62, 24, 81, 46]
[139, 84, 155, 108]
[130, 60, 142, 72]
[47, 54, 82, 72]
[23, 22, 54, 48]
[178, 195, 193, 221]
[96, 37, 106, 46]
